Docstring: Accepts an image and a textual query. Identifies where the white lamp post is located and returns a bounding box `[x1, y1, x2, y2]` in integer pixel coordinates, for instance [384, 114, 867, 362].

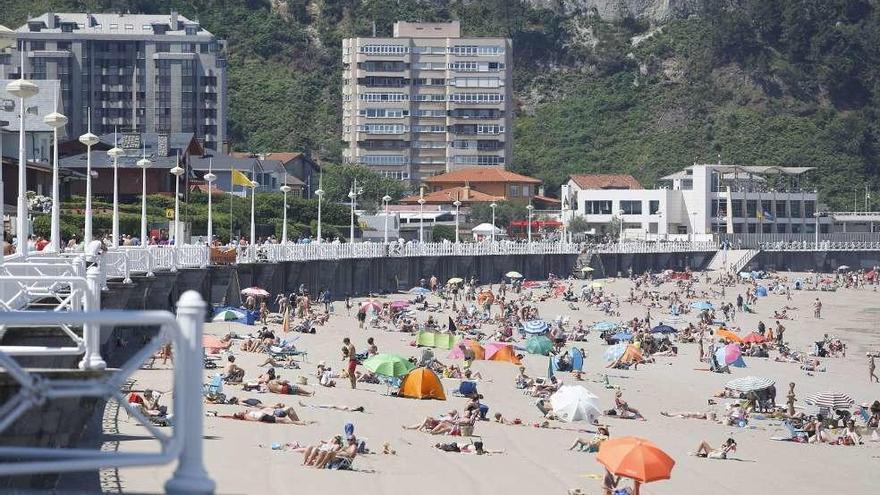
[561, 201, 569, 243]
[618, 208, 625, 245]
[347, 179, 362, 242]
[315, 181, 324, 243]
[170, 163, 185, 245]
[526, 202, 534, 243]
[382, 194, 392, 244]
[43, 87, 67, 252]
[490, 202, 497, 243]
[280, 182, 292, 244]
[204, 159, 216, 245]
[136, 143, 151, 246]
[78, 110, 99, 248]
[453, 199, 461, 244]
[250, 181, 259, 249]
[813, 211, 821, 247]
[6, 53, 39, 257]
[106, 129, 124, 248]
[418, 190, 426, 243]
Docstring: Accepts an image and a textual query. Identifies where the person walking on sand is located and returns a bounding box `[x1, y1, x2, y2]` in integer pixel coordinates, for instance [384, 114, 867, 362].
[343, 338, 357, 389]
[870, 354, 879, 383]
[813, 298, 822, 318]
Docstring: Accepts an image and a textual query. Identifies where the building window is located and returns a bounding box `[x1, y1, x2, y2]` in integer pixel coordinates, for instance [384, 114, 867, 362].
[522, 185, 531, 197]
[449, 45, 505, 56]
[359, 93, 408, 102]
[584, 201, 612, 215]
[620, 200, 642, 215]
[359, 44, 408, 55]
[731, 200, 743, 218]
[453, 155, 504, 166]
[358, 124, 406, 134]
[746, 200, 757, 218]
[30, 41, 46, 51]
[510, 184, 520, 197]
[790, 200, 801, 218]
[649, 200, 660, 214]
[449, 93, 503, 104]
[359, 108, 407, 118]
[681, 179, 693, 190]
[804, 200, 815, 218]
[412, 125, 445, 133]
[358, 155, 407, 166]
[775, 200, 787, 218]
[451, 77, 502, 88]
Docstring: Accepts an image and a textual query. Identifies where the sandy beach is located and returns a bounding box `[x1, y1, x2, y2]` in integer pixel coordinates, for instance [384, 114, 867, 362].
[105, 271, 880, 495]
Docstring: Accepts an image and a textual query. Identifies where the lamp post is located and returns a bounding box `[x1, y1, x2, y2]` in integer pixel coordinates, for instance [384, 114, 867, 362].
[280, 182, 292, 244]
[170, 163, 185, 245]
[490, 202, 497, 243]
[78, 110, 99, 248]
[348, 178, 362, 242]
[453, 199, 461, 244]
[106, 129, 123, 248]
[382, 194, 392, 244]
[249, 181, 259, 250]
[315, 181, 324, 243]
[813, 211, 821, 247]
[618, 208, 625, 245]
[204, 159, 216, 245]
[561, 202, 569, 243]
[526, 202, 534, 243]
[136, 144, 151, 246]
[6, 51, 39, 257]
[43, 87, 67, 252]
[690, 211, 697, 243]
[418, 188, 426, 243]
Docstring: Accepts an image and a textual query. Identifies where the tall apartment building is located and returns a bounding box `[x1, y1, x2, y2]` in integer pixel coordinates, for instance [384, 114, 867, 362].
[0, 11, 227, 152]
[342, 21, 512, 183]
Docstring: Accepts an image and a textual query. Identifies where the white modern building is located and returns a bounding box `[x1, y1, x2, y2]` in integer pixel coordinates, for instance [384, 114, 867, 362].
[562, 165, 827, 240]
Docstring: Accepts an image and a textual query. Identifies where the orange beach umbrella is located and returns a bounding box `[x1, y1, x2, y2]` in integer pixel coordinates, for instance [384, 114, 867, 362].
[715, 328, 743, 343]
[597, 436, 675, 484]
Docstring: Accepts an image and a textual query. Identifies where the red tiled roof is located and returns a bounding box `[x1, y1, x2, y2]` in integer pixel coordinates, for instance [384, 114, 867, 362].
[569, 174, 642, 190]
[229, 152, 304, 164]
[533, 195, 561, 204]
[423, 167, 541, 184]
[400, 186, 503, 204]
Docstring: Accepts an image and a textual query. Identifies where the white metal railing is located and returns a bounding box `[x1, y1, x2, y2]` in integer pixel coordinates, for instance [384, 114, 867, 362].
[0, 292, 214, 493]
[719, 232, 880, 248]
[0, 259, 86, 312]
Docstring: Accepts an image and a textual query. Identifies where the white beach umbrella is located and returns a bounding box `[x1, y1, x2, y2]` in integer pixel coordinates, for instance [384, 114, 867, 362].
[550, 385, 601, 423]
[725, 376, 775, 393]
[804, 391, 854, 410]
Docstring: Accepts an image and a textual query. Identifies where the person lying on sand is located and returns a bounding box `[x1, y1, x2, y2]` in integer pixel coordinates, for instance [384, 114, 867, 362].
[660, 410, 718, 421]
[429, 404, 479, 435]
[267, 378, 315, 396]
[493, 412, 523, 425]
[225, 407, 314, 425]
[302, 436, 343, 466]
[313, 436, 358, 469]
[569, 425, 610, 452]
[298, 400, 364, 412]
[403, 410, 459, 432]
[433, 441, 504, 455]
[692, 437, 737, 459]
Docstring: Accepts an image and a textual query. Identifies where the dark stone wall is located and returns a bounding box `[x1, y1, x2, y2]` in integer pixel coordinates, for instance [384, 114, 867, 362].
[747, 251, 880, 272]
[586, 251, 716, 278]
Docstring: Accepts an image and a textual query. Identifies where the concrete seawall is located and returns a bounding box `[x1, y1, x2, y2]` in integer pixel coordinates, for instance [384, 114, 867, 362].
[746, 251, 880, 272]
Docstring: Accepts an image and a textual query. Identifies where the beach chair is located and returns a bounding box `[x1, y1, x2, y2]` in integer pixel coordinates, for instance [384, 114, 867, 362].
[326, 456, 354, 470]
[203, 374, 226, 404]
[773, 420, 808, 442]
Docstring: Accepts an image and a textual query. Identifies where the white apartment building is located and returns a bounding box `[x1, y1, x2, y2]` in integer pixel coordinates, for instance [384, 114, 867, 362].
[341, 21, 512, 184]
[562, 165, 825, 239]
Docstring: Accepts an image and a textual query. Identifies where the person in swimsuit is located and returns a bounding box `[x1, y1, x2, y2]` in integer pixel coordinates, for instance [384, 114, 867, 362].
[343, 338, 357, 389]
[693, 437, 736, 459]
[267, 378, 314, 396]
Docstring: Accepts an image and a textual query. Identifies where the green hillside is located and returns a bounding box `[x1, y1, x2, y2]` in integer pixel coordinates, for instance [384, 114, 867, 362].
[3, 0, 879, 209]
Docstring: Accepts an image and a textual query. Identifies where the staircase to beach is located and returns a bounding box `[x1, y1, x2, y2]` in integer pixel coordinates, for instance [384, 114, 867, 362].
[706, 249, 760, 273]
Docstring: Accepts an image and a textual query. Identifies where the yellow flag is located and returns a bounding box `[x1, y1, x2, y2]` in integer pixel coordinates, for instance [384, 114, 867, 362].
[231, 168, 254, 187]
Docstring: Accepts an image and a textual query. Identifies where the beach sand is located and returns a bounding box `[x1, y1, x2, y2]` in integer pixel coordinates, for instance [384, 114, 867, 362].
[103, 273, 880, 494]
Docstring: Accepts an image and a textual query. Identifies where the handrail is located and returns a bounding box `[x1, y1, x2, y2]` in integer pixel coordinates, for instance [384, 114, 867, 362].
[0, 292, 214, 493]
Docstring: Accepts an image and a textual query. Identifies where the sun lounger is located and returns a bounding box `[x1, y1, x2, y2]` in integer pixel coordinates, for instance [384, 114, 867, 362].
[203, 374, 226, 403]
[771, 420, 808, 442]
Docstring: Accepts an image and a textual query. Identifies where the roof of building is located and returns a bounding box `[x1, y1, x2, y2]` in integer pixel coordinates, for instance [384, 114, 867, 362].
[423, 168, 541, 184]
[230, 151, 305, 163]
[16, 12, 213, 36]
[0, 80, 66, 135]
[660, 164, 815, 180]
[400, 186, 502, 204]
[59, 132, 197, 169]
[569, 174, 643, 190]
[190, 155, 262, 172]
[533, 195, 561, 205]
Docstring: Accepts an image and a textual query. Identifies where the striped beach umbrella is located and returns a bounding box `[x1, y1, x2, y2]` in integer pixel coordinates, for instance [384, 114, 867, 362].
[804, 391, 854, 410]
[725, 376, 775, 393]
[522, 319, 550, 334]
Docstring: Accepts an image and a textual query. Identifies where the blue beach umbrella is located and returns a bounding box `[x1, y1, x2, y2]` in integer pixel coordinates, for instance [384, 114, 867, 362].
[593, 321, 618, 332]
[603, 343, 628, 363]
[409, 287, 431, 295]
[522, 319, 550, 334]
[611, 331, 634, 342]
[691, 301, 714, 311]
[755, 286, 768, 297]
[650, 324, 676, 334]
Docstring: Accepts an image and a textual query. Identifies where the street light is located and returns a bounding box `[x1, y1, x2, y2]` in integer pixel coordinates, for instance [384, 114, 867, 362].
[170, 163, 185, 245]
[490, 202, 498, 243]
[6, 53, 39, 257]
[136, 143, 151, 246]
[78, 110, 99, 248]
[418, 187, 426, 243]
[348, 179, 362, 242]
[280, 181, 292, 244]
[813, 211, 821, 247]
[250, 181, 259, 251]
[382, 194, 392, 244]
[526, 202, 534, 243]
[315, 180, 324, 243]
[453, 199, 462, 244]
[204, 159, 216, 245]
[106, 129, 124, 248]
[561, 201, 569, 243]
[618, 208, 625, 245]
[690, 211, 697, 243]
[43, 87, 68, 252]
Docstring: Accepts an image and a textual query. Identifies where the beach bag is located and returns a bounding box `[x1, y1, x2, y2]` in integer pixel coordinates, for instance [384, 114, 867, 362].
[296, 376, 308, 386]
[438, 442, 460, 452]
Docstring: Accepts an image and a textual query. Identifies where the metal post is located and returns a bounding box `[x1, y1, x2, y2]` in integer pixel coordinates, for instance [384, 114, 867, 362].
[78, 265, 106, 370]
[0, 122, 4, 264]
[122, 253, 132, 284]
[454, 200, 461, 244]
[146, 245, 155, 277]
[165, 291, 215, 495]
[249, 182, 257, 260]
[16, 90, 28, 257]
[111, 129, 120, 248]
[72, 255, 85, 310]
